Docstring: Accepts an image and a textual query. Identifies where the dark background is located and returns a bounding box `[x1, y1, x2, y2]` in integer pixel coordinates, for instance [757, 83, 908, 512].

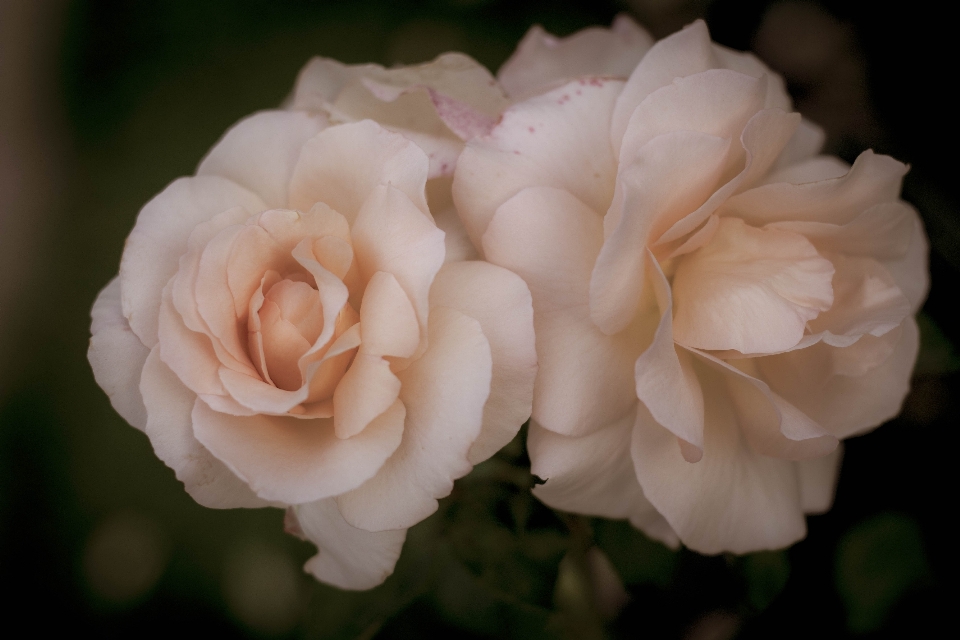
[0, 1, 954, 638]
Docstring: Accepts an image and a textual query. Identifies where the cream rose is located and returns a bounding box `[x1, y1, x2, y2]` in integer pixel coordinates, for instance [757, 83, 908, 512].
[89, 96, 536, 587]
[454, 20, 927, 552]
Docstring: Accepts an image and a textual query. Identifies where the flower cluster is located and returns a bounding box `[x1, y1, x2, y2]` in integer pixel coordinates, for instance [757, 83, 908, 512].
[89, 15, 927, 588]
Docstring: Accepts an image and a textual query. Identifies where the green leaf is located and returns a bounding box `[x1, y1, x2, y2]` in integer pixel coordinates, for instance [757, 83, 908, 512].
[740, 551, 790, 612]
[592, 519, 676, 588]
[835, 512, 930, 633]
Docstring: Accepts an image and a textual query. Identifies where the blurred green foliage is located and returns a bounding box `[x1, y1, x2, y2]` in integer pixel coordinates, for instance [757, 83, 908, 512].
[835, 513, 929, 633]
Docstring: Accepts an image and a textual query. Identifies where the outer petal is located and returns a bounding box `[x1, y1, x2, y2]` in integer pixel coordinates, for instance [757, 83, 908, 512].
[758, 317, 919, 438]
[723, 150, 908, 225]
[617, 69, 766, 175]
[332, 354, 401, 440]
[120, 176, 266, 347]
[139, 348, 270, 508]
[693, 353, 839, 461]
[191, 399, 405, 504]
[197, 110, 327, 208]
[453, 78, 622, 249]
[287, 121, 429, 223]
[767, 201, 916, 261]
[611, 20, 717, 148]
[882, 215, 929, 313]
[89, 277, 149, 431]
[631, 386, 806, 554]
[357, 271, 420, 359]
[529, 414, 678, 548]
[296, 499, 407, 590]
[335, 307, 492, 531]
[483, 187, 644, 436]
[797, 444, 843, 514]
[497, 14, 653, 99]
[430, 261, 537, 464]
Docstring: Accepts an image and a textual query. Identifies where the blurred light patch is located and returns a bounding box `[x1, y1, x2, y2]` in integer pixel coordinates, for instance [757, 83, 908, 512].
[82, 511, 169, 604]
[222, 540, 304, 636]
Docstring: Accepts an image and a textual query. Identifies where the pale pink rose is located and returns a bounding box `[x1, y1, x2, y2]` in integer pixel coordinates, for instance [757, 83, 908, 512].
[454, 20, 927, 553]
[88, 109, 537, 589]
[287, 53, 511, 264]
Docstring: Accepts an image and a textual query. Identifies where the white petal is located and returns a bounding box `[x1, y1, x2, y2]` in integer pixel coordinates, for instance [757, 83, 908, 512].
[139, 348, 270, 509]
[351, 185, 446, 348]
[287, 121, 429, 224]
[192, 398, 405, 505]
[758, 317, 919, 438]
[453, 78, 621, 249]
[723, 150, 908, 225]
[120, 176, 266, 347]
[529, 414, 669, 531]
[483, 187, 643, 436]
[797, 444, 843, 514]
[197, 110, 327, 208]
[430, 261, 537, 464]
[631, 387, 806, 554]
[332, 354, 401, 440]
[358, 271, 420, 359]
[807, 255, 912, 345]
[611, 20, 716, 148]
[634, 255, 705, 456]
[335, 307, 491, 531]
[590, 131, 730, 334]
[89, 277, 149, 431]
[497, 14, 653, 99]
[772, 118, 826, 170]
[618, 69, 766, 174]
[672, 218, 835, 354]
[296, 499, 407, 590]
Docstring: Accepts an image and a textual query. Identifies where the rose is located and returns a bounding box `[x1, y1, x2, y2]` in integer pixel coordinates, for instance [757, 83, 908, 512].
[89, 83, 537, 587]
[454, 19, 927, 552]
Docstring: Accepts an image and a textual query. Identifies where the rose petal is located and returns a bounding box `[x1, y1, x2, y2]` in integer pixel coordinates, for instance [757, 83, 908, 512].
[772, 118, 826, 170]
[611, 20, 716, 149]
[430, 261, 537, 464]
[139, 348, 270, 508]
[807, 254, 912, 346]
[590, 131, 731, 334]
[797, 444, 843, 514]
[89, 277, 150, 431]
[120, 176, 266, 347]
[358, 271, 419, 359]
[618, 69, 766, 175]
[197, 110, 327, 208]
[335, 307, 491, 531]
[758, 317, 919, 438]
[497, 14, 653, 99]
[634, 254, 705, 457]
[767, 201, 916, 261]
[483, 186, 644, 436]
[332, 354, 401, 440]
[351, 184, 446, 348]
[672, 218, 835, 354]
[192, 398, 405, 504]
[693, 352, 839, 460]
[631, 387, 807, 554]
[529, 414, 678, 548]
[296, 498, 407, 591]
[454, 78, 622, 249]
[723, 149, 908, 225]
[882, 215, 929, 313]
[288, 121, 430, 223]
